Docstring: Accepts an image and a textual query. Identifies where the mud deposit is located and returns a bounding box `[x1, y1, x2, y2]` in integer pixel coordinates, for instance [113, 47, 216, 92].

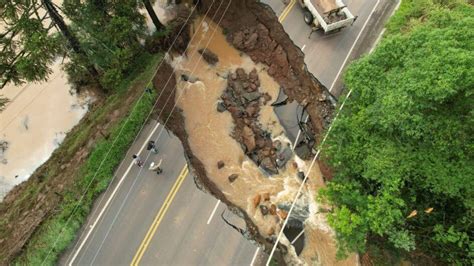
[153, 14, 356, 264]
[199, 0, 335, 140]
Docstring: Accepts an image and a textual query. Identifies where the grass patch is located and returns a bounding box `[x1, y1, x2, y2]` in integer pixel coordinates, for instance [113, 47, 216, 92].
[385, 0, 469, 35]
[11, 53, 161, 265]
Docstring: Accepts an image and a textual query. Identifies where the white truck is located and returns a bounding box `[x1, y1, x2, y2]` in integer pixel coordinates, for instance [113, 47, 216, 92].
[298, 0, 356, 33]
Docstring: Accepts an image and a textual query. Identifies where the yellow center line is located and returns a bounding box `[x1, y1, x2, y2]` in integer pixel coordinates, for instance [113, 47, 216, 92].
[278, 0, 297, 22]
[132, 3, 293, 265]
[130, 165, 189, 266]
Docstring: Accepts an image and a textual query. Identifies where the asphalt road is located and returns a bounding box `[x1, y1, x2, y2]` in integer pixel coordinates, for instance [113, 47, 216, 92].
[61, 121, 259, 265]
[62, 1, 395, 265]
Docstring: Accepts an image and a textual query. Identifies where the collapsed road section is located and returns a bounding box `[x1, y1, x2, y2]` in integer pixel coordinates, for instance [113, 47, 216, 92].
[151, 0, 357, 264]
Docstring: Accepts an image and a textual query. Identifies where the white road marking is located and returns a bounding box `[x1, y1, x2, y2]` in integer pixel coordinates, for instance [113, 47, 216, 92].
[291, 229, 305, 244]
[292, 130, 302, 151]
[206, 200, 221, 224]
[267, 0, 381, 264]
[370, 28, 385, 53]
[250, 247, 260, 266]
[294, 0, 381, 150]
[329, 0, 381, 92]
[68, 122, 161, 266]
[291, 115, 309, 151]
[393, 0, 402, 13]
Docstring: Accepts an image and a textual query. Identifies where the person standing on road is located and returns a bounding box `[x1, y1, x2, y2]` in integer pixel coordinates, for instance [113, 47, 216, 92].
[132, 154, 144, 167]
[147, 140, 159, 154]
[149, 159, 163, 175]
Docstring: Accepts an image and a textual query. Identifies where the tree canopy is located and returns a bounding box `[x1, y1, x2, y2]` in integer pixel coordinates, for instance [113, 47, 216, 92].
[321, 1, 473, 264]
[62, 0, 149, 89]
[0, 0, 165, 94]
[0, 0, 62, 89]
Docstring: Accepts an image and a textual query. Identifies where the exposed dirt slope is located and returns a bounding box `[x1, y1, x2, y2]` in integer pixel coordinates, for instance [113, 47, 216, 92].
[199, 0, 335, 139]
[149, 1, 353, 264]
[151, 60, 266, 249]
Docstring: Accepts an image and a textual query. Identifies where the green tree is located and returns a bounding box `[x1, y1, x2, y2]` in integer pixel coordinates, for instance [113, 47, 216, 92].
[0, 0, 61, 89]
[42, 0, 102, 88]
[62, 0, 149, 89]
[321, 1, 474, 264]
[0, 0, 103, 91]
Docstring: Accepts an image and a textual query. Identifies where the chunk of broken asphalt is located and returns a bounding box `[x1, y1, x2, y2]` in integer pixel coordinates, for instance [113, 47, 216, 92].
[216, 101, 226, 112]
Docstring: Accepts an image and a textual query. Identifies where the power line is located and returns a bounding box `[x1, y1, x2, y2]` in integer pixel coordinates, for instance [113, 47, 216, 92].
[85, 1, 234, 263]
[44, 1, 203, 264]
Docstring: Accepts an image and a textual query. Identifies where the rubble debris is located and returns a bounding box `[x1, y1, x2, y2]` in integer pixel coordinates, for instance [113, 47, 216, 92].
[0, 141, 8, 165]
[262, 93, 272, 105]
[267, 227, 275, 235]
[242, 91, 261, 103]
[242, 126, 256, 152]
[270, 204, 277, 215]
[262, 192, 270, 201]
[181, 73, 198, 83]
[276, 146, 292, 169]
[198, 48, 219, 65]
[297, 171, 305, 181]
[272, 90, 289, 107]
[279, 203, 310, 223]
[294, 142, 312, 160]
[277, 209, 288, 220]
[222, 68, 279, 175]
[217, 160, 225, 169]
[253, 194, 261, 209]
[260, 157, 278, 175]
[216, 101, 226, 112]
[222, 12, 335, 142]
[216, 72, 228, 79]
[228, 174, 239, 183]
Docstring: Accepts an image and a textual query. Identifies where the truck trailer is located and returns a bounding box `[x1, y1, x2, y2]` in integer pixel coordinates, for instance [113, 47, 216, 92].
[298, 0, 356, 33]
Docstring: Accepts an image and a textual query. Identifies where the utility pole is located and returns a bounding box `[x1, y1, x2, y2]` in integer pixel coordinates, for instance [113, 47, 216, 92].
[42, 0, 104, 91]
[143, 0, 165, 31]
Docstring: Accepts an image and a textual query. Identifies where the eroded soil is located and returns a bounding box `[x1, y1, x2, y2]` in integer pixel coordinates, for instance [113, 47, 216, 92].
[152, 13, 356, 264]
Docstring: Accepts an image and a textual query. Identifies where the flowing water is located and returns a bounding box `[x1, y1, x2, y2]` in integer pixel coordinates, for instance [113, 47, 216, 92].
[0, 61, 89, 200]
[172, 17, 357, 265]
[0, 0, 172, 201]
[145, 0, 176, 31]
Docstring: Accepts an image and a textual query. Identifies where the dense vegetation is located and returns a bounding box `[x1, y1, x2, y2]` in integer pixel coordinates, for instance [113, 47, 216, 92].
[321, 0, 473, 264]
[62, 0, 154, 89]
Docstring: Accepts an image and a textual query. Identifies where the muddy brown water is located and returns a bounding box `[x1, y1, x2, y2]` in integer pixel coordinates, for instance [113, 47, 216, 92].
[0, 61, 89, 200]
[172, 17, 357, 265]
[0, 0, 174, 201]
